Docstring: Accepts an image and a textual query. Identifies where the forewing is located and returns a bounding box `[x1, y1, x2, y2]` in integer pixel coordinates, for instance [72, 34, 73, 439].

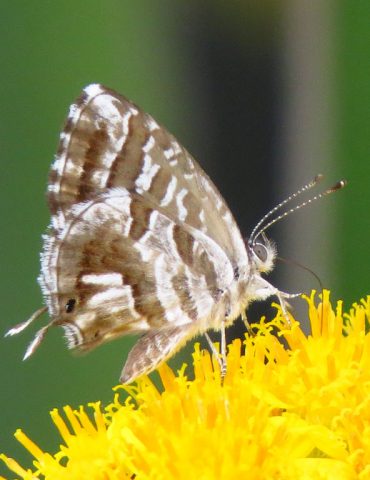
[48, 84, 247, 266]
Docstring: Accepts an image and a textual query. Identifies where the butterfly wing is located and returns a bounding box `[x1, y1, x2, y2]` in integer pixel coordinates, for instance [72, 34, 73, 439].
[41, 189, 234, 349]
[48, 84, 248, 267]
[35, 84, 252, 381]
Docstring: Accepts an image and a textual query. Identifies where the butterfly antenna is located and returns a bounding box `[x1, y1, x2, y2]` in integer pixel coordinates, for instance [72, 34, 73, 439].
[249, 174, 324, 244]
[277, 256, 323, 291]
[277, 256, 327, 334]
[251, 178, 347, 243]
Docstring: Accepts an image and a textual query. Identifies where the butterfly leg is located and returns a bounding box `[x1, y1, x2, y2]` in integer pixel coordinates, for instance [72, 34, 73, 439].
[277, 292, 291, 325]
[204, 332, 220, 360]
[276, 290, 301, 326]
[220, 322, 227, 380]
[241, 310, 254, 336]
[204, 326, 227, 382]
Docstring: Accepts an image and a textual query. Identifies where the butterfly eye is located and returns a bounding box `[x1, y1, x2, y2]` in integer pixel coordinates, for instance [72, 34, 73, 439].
[253, 243, 268, 262]
[65, 298, 76, 313]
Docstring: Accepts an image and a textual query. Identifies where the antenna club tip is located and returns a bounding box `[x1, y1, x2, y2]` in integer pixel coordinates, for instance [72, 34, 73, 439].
[314, 174, 324, 183]
[331, 179, 348, 192]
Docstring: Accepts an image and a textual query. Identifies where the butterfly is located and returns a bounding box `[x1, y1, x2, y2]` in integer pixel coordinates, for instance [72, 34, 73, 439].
[6, 84, 346, 383]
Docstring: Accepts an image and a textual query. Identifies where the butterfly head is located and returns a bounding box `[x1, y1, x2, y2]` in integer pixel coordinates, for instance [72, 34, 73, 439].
[247, 233, 276, 274]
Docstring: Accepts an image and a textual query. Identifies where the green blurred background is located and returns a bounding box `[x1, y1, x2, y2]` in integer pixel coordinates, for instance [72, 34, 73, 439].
[1, 1, 369, 473]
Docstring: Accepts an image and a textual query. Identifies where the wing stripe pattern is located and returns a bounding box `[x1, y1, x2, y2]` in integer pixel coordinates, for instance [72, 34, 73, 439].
[39, 84, 248, 361]
[106, 109, 148, 190]
[48, 85, 247, 266]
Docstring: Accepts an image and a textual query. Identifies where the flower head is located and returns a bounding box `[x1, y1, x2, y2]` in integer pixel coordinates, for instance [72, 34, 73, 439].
[1, 291, 370, 479]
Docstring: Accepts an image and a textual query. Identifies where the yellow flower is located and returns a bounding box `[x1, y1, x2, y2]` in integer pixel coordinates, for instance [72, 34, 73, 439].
[1, 291, 370, 479]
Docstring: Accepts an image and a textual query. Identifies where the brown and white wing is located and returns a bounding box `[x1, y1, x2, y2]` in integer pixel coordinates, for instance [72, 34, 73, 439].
[26, 83, 251, 382]
[48, 84, 248, 267]
[41, 189, 234, 350]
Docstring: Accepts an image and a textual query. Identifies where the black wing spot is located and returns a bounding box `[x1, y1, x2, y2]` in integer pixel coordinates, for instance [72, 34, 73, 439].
[65, 298, 76, 313]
